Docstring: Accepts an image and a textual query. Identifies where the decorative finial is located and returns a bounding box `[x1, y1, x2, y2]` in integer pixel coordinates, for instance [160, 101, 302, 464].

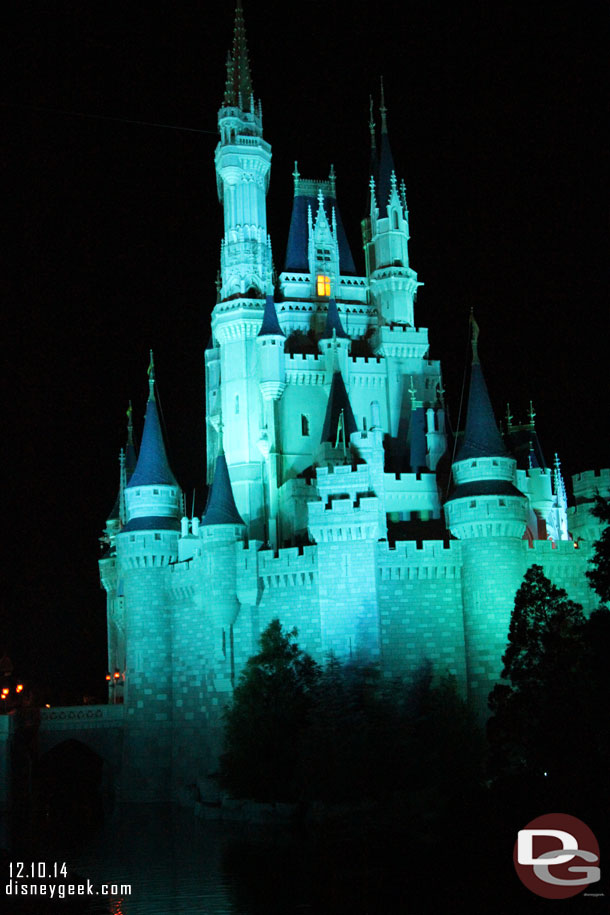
[329, 163, 336, 195]
[147, 350, 155, 400]
[400, 178, 408, 211]
[293, 161, 300, 195]
[369, 95, 376, 146]
[528, 400, 536, 428]
[469, 308, 480, 365]
[380, 76, 388, 132]
[408, 376, 417, 407]
[505, 403, 513, 430]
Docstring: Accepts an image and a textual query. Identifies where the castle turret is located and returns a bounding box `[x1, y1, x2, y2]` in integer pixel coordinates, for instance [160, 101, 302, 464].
[255, 295, 285, 547]
[215, 0, 272, 300]
[211, 1, 273, 540]
[364, 85, 420, 329]
[116, 358, 182, 800]
[201, 448, 245, 641]
[444, 317, 527, 717]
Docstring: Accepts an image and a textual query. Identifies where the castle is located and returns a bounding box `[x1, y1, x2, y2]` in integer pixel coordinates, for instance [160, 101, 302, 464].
[99, 2, 608, 801]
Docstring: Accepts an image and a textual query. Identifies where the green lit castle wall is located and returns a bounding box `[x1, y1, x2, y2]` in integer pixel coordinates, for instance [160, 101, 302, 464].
[96, 3, 609, 801]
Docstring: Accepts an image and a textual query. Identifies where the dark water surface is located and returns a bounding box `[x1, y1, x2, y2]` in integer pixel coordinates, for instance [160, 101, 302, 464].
[41, 804, 315, 915]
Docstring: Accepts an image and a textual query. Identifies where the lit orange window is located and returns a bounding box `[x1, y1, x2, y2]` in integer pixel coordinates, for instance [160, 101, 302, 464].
[317, 274, 331, 297]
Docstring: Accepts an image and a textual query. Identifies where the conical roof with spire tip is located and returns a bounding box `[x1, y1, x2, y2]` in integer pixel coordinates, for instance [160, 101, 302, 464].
[376, 79, 396, 216]
[126, 360, 178, 489]
[321, 372, 357, 444]
[107, 403, 139, 521]
[202, 452, 244, 526]
[456, 316, 508, 461]
[258, 294, 284, 337]
[223, 0, 254, 108]
[320, 298, 349, 340]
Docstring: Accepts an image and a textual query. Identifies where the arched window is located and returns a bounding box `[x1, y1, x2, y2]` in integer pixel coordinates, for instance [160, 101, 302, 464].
[301, 414, 310, 436]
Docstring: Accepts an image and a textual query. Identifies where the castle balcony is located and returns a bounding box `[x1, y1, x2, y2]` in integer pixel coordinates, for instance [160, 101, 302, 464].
[250, 543, 318, 592]
[308, 494, 381, 543]
[279, 272, 368, 305]
[212, 297, 267, 343]
[372, 325, 430, 358]
[315, 463, 373, 504]
[445, 494, 528, 540]
[383, 471, 441, 515]
[377, 538, 462, 580]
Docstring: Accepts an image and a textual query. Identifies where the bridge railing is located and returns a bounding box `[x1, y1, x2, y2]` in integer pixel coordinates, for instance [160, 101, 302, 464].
[40, 705, 125, 729]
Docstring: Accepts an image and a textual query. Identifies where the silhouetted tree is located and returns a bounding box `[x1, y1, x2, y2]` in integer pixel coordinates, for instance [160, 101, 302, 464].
[586, 495, 610, 604]
[219, 619, 320, 801]
[487, 564, 610, 807]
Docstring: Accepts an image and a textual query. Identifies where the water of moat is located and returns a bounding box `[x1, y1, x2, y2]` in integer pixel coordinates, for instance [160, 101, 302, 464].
[10, 800, 419, 915]
[4, 798, 533, 915]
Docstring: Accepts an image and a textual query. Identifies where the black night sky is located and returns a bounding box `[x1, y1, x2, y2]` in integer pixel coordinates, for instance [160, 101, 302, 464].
[4, 1, 608, 699]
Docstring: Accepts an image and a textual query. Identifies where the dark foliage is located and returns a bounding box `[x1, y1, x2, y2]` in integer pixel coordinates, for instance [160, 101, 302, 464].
[220, 621, 484, 811]
[586, 495, 610, 603]
[219, 619, 320, 801]
[488, 564, 610, 813]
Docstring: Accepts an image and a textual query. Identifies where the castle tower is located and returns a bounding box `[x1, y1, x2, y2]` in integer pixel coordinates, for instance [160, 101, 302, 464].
[309, 377, 382, 661]
[115, 359, 182, 800]
[209, 0, 273, 540]
[255, 295, 286, 548]
[99, 403, 138, 702]
[363, 86, 420, 331]
[169, 446, 246, 798]
[215, 0, 272, 300]
[444, 318, 528, 716]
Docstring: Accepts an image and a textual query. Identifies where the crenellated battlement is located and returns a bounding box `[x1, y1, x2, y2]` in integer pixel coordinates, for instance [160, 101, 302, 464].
[572, 468, 610, 500]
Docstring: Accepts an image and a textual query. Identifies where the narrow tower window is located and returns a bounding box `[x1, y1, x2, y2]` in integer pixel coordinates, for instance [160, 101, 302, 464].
[317, 274, 331, 297]
[235, 394, 240, 414]
[301, 414, 310, 437]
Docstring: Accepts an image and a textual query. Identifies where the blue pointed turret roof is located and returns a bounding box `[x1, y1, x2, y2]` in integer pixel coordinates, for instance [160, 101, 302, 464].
[202, 452, 244, 526]
[320, 298, 349, 340]
[321, 372, 357, 444]
[126, 379, 178, 489]
[284, 181, 356, 276]
[258, 294, 284, 337]
[456, 320, 507, 462]
[376, 82, 396, 217]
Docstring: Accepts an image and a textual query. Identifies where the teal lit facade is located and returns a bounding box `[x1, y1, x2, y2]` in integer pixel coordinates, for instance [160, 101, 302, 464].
[98, 3, 609, 801]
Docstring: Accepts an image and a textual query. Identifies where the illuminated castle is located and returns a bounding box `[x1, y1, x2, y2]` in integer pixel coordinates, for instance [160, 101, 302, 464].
[99, 3, 608, 801]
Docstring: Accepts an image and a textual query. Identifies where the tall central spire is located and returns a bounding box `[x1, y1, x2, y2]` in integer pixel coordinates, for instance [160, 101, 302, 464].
[224, 0, 254, 108]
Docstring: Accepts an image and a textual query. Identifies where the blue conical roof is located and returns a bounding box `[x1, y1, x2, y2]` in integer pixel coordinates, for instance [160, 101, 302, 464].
[126, 394, 178, 489]
[377, 129, 396, 217]
[201, 453, 244, 526]
[284, 192, 356, 275]
[321, 372, 357, 444]
[258, 294, 284, 337]
[320, 298, 349, 340]
[456, 361, 507, 461]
